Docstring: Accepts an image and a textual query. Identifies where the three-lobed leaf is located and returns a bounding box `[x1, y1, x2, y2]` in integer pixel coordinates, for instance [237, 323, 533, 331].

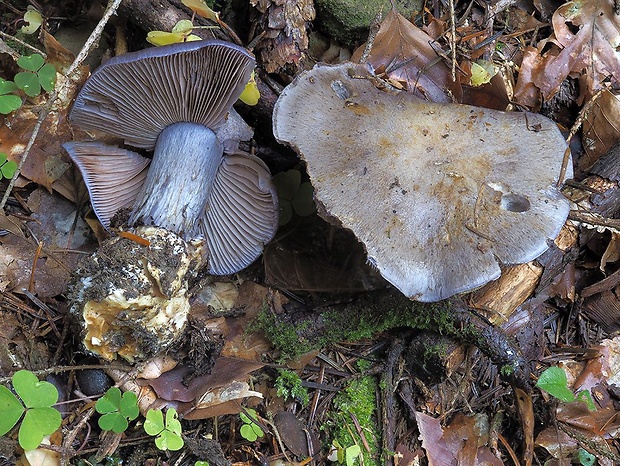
[144, 408, 184, 451]
[0, 371, 63, 451]
[96, 387, 139, 433]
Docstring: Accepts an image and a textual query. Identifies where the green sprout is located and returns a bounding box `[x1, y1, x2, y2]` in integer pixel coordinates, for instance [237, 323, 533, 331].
[536, 366, 596, 411]
[239, 408, 264, 442]
[0, 153, 17, 179]
[14, 54, 56, 97]
[95, 387, 139, 433]
[272, 169, 315, 225]
[144, 408, 184, 451]
[0, 370, 62, 451]
[0, 78, 21, 114]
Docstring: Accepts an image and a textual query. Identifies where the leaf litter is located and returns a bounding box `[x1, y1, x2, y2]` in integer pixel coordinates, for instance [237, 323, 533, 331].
[1, 0, 620, 464]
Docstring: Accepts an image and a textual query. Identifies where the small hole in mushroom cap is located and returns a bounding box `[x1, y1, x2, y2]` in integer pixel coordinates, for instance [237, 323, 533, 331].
[500, 193, 531, 212]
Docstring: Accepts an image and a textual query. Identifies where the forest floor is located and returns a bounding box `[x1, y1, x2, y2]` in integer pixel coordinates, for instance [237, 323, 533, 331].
[1, 0, 620, 465]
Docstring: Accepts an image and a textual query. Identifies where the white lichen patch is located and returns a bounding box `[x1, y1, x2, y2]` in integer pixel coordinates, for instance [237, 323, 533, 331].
[69, 227, 201, 362]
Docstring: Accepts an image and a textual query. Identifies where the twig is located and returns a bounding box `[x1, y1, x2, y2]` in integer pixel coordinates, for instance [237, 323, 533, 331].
[0, 0, 123, 211]
[449, 0, 456, 82]
[0, 31, 45, 57]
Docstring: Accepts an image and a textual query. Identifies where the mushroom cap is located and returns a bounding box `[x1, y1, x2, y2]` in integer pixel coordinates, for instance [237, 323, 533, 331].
[69, 40, 255, 149]
[273, 63, 572, 301]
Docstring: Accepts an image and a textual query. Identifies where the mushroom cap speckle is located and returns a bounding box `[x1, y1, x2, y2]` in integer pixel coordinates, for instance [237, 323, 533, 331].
[273, 63, 572, 301]
[69, 40, 255, 149]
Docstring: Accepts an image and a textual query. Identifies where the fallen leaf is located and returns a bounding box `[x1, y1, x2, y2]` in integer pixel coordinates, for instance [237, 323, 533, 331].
[515, 0, 620, 105]
[580, 90, 620, 170]
[352, 8, 462, 102]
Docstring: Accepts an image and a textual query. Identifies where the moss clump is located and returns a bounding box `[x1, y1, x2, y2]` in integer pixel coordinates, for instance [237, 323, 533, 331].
[325, 375, 380, 465]
[249, 293, 470, 362]
[275, 369, 309, 406]
[248, 305, 315, 359]
[314, 0, 423, 46]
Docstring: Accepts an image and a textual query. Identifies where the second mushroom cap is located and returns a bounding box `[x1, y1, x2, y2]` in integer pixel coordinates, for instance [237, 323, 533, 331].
[273, 62, 572, 301]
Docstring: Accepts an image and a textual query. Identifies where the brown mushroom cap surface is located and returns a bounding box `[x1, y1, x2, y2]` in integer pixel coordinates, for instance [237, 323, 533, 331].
[69, 40, 255, 149]
[273, 63, 572, 301]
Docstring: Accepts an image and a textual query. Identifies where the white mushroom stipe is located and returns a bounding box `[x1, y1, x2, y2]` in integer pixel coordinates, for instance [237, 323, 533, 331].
[129, 122, 222, 237]
[273, 62, 572, 302]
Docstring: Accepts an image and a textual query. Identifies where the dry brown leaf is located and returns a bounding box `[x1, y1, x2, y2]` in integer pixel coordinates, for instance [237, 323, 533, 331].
[581, 90, 620, 170]
[416, 412, 502, 466]
[515, 0, 620, 105]
[352, 8, 462, 102]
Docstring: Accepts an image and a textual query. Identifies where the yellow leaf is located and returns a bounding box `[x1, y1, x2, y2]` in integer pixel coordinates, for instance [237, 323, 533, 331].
[239, 71, 260, 106]
[146, 31, 201, 46]
[182, 0, 219, 22]
[21, 7, 43, 35]
[470, 60, 496, 87]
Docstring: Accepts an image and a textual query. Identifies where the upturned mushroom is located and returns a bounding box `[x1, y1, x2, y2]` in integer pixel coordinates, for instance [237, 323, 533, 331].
[65, 40, 278, 273]
[64, 40, 278, 360]
[273, 62, 571, 302]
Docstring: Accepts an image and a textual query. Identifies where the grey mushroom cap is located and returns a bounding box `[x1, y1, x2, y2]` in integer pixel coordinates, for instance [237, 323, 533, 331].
[69, 40, 255, 150]
[273, 62, 572, 302]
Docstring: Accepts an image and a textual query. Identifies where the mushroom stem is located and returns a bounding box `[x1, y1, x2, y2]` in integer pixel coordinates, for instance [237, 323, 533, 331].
[129, 122, 222, 237]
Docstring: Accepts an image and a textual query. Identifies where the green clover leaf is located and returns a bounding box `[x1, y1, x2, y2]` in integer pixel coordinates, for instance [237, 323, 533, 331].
[0, 78, 18, 95]
[19, 406, 62, 451]
[1, 370, 62, 451]
[12, 370, 58, 408]
[239, 409, 264, 442]
[144, 408, 184, 451]
[0, 385, 25, 436]
[38, 63, 56, 92]
[0, 95, 21, 114]
[96, 387, 139, 433]
[14, 72, 41, 97]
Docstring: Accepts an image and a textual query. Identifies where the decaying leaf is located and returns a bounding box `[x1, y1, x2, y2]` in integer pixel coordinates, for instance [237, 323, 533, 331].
[352, 8, 462, 103]
[581, 90, 620, 170]
[515, 0, 620, 106]
[416, 411, 502, 466]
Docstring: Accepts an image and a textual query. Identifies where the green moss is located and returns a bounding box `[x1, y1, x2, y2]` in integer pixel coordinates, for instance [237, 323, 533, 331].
[326, 376, 380, 465]
[248, 305, 315, 359]
[314, 0, 423, 46]
[275, 369, 309, 406]
[249, 295, 475, 362]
